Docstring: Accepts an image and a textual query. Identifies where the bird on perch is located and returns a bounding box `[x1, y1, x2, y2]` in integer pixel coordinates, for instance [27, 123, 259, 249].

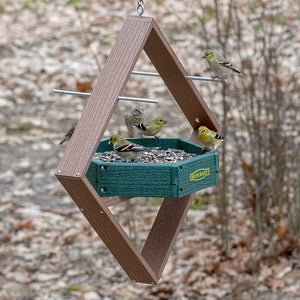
[109, 134, 159, 162]
[59, 123, 77, 145]
[124, 106, 145, 137]
[202, 50, 245, 79]
[198, 126, 224, 151]
[132, 117, 168, 138]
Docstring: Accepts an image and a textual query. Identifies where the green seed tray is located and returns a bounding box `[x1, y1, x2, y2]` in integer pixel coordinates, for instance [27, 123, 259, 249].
[86, 138, 219, 198]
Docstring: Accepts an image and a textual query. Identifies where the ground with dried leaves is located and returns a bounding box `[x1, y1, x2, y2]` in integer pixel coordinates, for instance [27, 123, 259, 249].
[1, 1, 299, 299]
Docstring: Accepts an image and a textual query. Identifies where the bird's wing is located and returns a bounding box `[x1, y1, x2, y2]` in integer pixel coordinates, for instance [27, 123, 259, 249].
[214, 132, 224, 141]
[117, 142, 144, 152]
[135, 122, 147, 131]
[219, 60, 243, 75]
[210, 130, 224, 141]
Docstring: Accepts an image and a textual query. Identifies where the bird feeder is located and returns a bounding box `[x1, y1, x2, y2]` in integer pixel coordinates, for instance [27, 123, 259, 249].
[55, 16, 221, 284]
[87, 138, 219, 198]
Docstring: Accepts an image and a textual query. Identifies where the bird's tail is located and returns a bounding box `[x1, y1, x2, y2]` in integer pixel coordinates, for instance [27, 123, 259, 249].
[215, 133, 224, 141]
[133, 122, 146, 131]
[145, 147, 160, 151]
[59, 138, 67, 145]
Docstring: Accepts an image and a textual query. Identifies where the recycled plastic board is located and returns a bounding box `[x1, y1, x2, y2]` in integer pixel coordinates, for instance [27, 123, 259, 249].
[55, 16, 222, 284]
[87, 138, 219, 198]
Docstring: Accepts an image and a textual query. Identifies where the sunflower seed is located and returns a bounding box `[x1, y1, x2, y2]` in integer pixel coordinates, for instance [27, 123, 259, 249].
[93, 148, 200, 164]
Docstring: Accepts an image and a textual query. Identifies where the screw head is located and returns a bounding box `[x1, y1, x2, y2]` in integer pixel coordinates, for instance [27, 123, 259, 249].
[56, 170, 61, 174]
[100, 210, 104, 214]
[75, 172, 80, 176]
[80, 208, 84, 212]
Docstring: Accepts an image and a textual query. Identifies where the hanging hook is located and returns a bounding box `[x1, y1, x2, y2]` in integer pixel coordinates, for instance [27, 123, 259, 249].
[137, 0, 144, 16]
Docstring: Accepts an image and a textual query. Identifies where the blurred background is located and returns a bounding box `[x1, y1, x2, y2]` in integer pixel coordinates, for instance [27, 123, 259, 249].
[0, 0, 299, 299]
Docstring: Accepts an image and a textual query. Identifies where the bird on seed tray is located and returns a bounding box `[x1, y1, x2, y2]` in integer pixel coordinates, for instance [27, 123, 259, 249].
[124, 106, 145, 137]
[132, 117, 168, 138]
[198, 126, 224, 151]
[109, 134, 160, 162]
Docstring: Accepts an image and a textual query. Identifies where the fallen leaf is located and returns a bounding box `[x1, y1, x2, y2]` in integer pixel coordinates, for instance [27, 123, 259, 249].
[76, 81, 93, 93]
[199, 287, 229, 298]
[62, 228, 82, 244]
[217, 261, 239, 277]
[35, 273, 62, 282]
[16, 220, 34, 230]
[232, 280, 253, 296]
[272, 257, 293, 279]
[241, 156, 257, 181]
[267, 277, 286, 293]
[273, 219, 289, 240]
[27, 128, 44, 136]
[282, 284, 300, 293]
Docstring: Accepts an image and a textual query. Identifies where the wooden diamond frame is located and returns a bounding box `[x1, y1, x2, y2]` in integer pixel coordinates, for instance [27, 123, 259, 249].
[55, 16, 221, 284]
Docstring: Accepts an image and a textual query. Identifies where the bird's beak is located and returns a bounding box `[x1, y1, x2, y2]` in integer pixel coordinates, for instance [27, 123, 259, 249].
[202, 55, 205, 59]
[108, 139, 112, 145]
[164, 120, 168, 124]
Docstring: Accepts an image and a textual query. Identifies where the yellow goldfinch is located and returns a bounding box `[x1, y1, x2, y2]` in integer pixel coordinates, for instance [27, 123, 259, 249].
[133, 117, 167, 138]
[109, 135, 159, 162]
[198, 126, 224, 150]
[124, 106, 145, 137]
[202, 50, 245, 78]
[59, 123, 77, 145]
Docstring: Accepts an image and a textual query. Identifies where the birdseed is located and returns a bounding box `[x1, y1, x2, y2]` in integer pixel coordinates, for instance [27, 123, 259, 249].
[93, 148, 201, 163]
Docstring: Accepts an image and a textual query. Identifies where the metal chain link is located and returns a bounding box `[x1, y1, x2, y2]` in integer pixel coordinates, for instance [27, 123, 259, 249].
[137, 0, 144, 16]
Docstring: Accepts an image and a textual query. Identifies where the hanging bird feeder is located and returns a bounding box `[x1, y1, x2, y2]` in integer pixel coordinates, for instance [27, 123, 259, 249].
[55, 2, 222, 285]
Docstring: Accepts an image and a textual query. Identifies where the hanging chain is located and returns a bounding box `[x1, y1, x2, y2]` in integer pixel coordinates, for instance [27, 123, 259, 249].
[137, 0, 144, 16]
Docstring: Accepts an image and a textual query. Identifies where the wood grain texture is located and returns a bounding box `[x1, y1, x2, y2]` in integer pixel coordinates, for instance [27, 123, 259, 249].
[57, 17, 153, 177]
[141, 194, 195, 278]
[102, 196, 132, 207]
[190, 128, 201, 144]
[56, 175, 158, 283]
[55, 16, 221, 284]
[143, 17, 221, 133]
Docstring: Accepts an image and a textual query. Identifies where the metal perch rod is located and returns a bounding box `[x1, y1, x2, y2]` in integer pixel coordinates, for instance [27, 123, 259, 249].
[132, 70, 227, 83]
[53, 70, 226, 103]
[52, 89, 160, 104]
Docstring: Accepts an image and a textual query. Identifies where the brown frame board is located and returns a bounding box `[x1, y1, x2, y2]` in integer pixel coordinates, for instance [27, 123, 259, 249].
[56, 16, 221, 284]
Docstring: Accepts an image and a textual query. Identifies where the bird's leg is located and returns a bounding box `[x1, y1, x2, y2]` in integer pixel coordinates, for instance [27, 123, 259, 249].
[154, 135, 160, 139]
[212, 75, 227, 81]
[202, 146, 216, 153]
[201, 146, 208, 153]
